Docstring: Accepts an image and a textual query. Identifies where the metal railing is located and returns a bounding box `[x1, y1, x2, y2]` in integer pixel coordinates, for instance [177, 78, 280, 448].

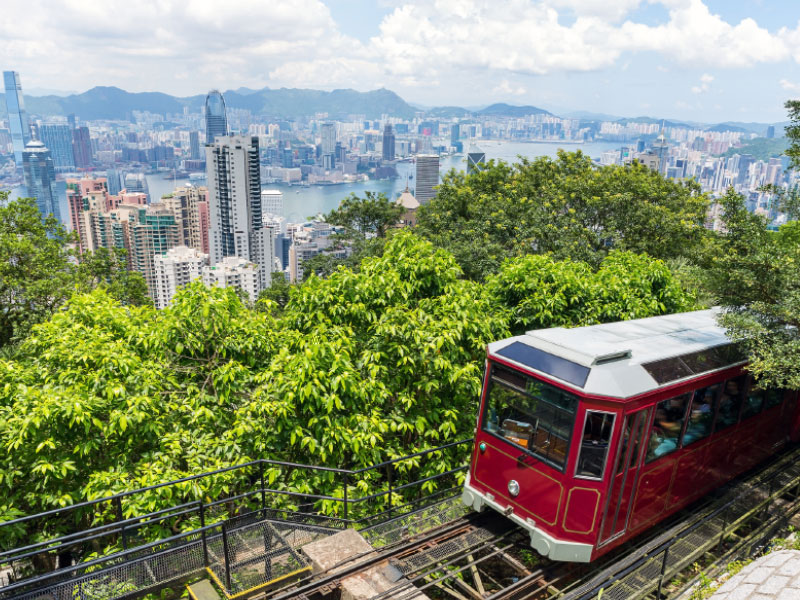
[0, 439, 472, 600]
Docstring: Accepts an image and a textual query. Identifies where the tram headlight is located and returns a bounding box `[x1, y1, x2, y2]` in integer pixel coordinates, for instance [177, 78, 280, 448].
[508, 479, 520, 497]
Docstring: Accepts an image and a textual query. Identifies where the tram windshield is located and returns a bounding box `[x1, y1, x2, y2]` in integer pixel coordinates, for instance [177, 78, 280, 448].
[482, 363, 579, 471]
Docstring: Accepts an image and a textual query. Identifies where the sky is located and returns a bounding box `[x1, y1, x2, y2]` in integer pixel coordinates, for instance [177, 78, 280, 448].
[2, 0, 800, 123]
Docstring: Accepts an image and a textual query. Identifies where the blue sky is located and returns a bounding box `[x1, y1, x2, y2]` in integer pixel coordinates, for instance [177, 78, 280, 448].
[1, 0, 799, 123]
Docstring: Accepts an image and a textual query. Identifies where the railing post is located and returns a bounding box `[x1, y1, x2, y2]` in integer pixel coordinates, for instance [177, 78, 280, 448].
[221, 524, 232, 593]
[717, 507, 729, 554]
[259, 462, 267, 517]
[342, 472, 349, 522]
[113, 497, 127, 550]
[387, 464, 394, 519]
[656, 546, 670, 599]
[199, 501, 208, 567]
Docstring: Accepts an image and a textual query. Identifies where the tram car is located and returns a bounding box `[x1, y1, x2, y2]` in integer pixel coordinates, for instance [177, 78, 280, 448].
[461, 309, 800, 562]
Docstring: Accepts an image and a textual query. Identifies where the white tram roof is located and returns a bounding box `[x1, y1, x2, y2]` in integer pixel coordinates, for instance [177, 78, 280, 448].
[487, 309, 744, 399]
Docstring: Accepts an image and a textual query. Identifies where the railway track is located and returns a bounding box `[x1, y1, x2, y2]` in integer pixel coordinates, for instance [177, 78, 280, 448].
[247, 443, 800, 600]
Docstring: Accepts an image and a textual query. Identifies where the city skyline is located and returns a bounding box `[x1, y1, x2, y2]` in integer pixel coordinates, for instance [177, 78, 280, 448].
[0, 1, 799, 123]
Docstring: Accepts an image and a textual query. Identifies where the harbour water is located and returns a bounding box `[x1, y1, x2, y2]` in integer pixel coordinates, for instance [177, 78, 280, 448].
[149, 140, 619, 222]
[9, 141, 620, 226]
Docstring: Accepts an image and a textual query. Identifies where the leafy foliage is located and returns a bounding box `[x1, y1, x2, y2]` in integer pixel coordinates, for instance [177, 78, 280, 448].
[415, 151, 710, 280]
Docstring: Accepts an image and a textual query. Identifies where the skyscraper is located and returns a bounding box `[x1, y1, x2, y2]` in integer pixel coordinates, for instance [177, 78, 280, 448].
[467, 146, 486, 174]
[205, 90, 228, 143]
[39, 124, 75, 169]
[320, 122, 336, 168]
[205, 135, 273, 292]
[382, 124, 396, 162]
[3, 71, 32, 166]
[189, 130, 201, 160]
[22, 141, 61, 221]
[261, 189, 283, 216]
[72, 126, 93, 169]
[415, 155, 440, 204]
[154, 246, 208, 310]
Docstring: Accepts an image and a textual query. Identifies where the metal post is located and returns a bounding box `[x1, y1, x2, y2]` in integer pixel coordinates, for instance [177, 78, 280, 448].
[221, 524, 232, 593]
[200, 501, 208, 567]
[387, 464, 394, 519]
[656, 546, 670, 599]
[113, 497, 127, 550]
[717, 508, 729, 554]
[342, 472, 349, 522]
[260, 463, 267, 517]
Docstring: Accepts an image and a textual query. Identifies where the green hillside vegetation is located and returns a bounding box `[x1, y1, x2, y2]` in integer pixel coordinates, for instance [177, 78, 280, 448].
[718, 137, 789, 161]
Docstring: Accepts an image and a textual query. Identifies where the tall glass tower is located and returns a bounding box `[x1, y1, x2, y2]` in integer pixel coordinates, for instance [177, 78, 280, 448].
[22, 140, 61, 221]
[205, 90, 228, 143]
[3, 71, 32, 166]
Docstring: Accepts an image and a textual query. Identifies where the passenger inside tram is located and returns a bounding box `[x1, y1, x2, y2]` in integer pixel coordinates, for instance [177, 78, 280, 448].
[682, 388, 715, 446]
[647, 394, 691, 460]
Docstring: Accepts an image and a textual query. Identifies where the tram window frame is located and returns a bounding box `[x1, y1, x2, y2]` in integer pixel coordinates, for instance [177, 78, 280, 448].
[575, 410, 616, 480]
[645, 393, 692, 463]
[713, 375, 747, 433]
[481, 363, 579, 472]
[741, 378, 765, 421]
[681, 384, 719, 447]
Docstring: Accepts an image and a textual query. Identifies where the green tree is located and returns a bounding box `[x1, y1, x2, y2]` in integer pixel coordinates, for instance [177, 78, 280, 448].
[76, 247, 151, 307]
[324, 191, 403, 238]
[0, 195, 77, 348]
[256, 271, 294, 313]
[785, 100, 800, 169]
[416, 152, 710, 280]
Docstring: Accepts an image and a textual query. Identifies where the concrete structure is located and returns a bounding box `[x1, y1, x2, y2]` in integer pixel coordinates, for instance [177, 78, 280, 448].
[206, 135, 273, 292]
[467, 146, 486, 174]
[382, 124, 395, 161]
[162, 185, 210, 254]
[189, 130, 201, 160]
[22, 141, 60, 221]
[72, 126, 92, 169]
[709, 550, 800, 599]
[202, 256, 259, 302]
[128, 204, 180, 298]
[3, 71, 31, 166]
[39, 124, 75, 169]
[261, 189, 283, 217]
[153, 245, 208, 310]
[396, 186, 420, 228]
[205, 90, 228, 143]
[320, 122, 336, 169]
[415, 155, 439, 204]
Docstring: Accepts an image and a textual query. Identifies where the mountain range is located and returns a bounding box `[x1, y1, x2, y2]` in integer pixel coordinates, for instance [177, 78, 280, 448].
[0, 85, 785, 134]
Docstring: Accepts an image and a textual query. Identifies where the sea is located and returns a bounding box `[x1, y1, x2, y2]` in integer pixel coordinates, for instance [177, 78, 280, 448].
[10, 141, 620, 225]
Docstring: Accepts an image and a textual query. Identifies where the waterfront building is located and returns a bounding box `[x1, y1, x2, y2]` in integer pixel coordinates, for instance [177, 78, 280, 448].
[261, 189, 283, 216]
[22, 141, 61, 221]
[3, 71, 31, 166]
[382, 124, 395, 161]
[467, 146, 486, 174]
[396, 186, 420, 228]
[189, 130, 201, 160]
[205, 91, 228, 143]
[202, 256, 259, 302]
[415, 155, 440, 204]
[72, 126, 93, 169]
[153, 245, 208, 309]
[205, 135, 273, 292]
[39, 124, 75, 169]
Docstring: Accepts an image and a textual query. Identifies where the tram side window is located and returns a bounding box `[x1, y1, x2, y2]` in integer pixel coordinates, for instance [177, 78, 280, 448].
[764, 388, 784, 411]
[576, 411, 616, 479]
[483, 364, 578, 471]
[682, 384, 719, 446]
[741, 380, 764, 421]
[714, 376, 747, 432]
[646, 393, 692, 462]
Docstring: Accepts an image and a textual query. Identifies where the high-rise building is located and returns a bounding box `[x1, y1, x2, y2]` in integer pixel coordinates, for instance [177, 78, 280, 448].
[320, 122, 336, 169]
[415, 155, 440, 204]
[202, 256, 260, 302]
[72, 126, 93, 169]
[129, 203, 180, 298]
[67, 113, 77, 130]
[205, 90, 228, 143]
[261, 189, 283, 216]
[3, 71, 32, 166]
[162, 185, 210, 254]
[205, 135, 273, 292]
[189, 130, 201, 160]
[22, 141, 61, 221]
[39, 124, 75, 169]
[766, 126, 776, 139]
[153, 245, 208, 310]
[106, 169, 123, 196]
[382, 124, 396, 161]
[467, 146, 486, 174]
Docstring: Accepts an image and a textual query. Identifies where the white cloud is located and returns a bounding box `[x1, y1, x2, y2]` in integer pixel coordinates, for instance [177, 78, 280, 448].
[492, 79, 528, 96]
[691, 73, 714, 93]
[780, 79, 800, 94]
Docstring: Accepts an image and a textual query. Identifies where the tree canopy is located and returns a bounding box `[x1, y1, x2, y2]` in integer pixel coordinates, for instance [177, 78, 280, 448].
[415, 151, 710, 280]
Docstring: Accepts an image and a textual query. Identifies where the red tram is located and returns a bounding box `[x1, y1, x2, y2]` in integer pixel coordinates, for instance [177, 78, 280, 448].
[461, 310, 800, 562]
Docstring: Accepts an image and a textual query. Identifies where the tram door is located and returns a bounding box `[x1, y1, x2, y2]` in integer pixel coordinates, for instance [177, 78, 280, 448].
[598, 408, 651, 546]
